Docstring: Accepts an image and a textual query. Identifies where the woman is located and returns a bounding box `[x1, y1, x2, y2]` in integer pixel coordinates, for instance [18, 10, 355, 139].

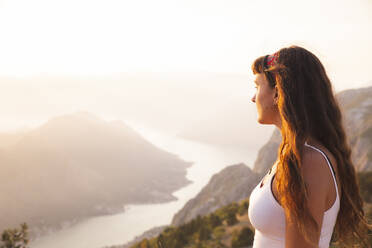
[247, 45, 371, 248]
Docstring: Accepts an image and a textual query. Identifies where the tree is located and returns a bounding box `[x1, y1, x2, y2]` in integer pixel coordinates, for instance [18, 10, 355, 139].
[238, 200, 249, 216]
[226, 210, 238, 226]
[227, 202, 239, 215]
[139, 238, 150, 248]
[156, 234, 166, 248]
[198, 225, 211, 242]
[208, 213, 222, 228]
[358, 171, 372, 203]
[172, 229, 188, 247]
[1, 223, 29, 248]
[231, 227, 254, 248]
[195, 241, 205, 248]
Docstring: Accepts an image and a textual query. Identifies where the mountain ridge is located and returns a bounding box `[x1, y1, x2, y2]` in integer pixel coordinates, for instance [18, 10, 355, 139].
[0, 112, 193, 238]
[116, 84, 372, 248]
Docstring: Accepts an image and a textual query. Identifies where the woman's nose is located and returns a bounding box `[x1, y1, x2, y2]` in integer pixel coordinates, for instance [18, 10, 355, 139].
[251, 93, 256, 103]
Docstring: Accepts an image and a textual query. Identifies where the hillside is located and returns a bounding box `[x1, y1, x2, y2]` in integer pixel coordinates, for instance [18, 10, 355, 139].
[115, 198, 254, 248]
[171, 163, 260, 227]
[252, 86, 372, 175]
[337, 86, 372, 171]
[169, 86, 372, 230]
[0, 112, 193, 237]
[117, 85, 372, 248]
[111, 171, 372, 248]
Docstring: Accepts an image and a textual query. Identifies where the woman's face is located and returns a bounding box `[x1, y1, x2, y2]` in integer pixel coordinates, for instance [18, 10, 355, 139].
[251, 73, 279, 125]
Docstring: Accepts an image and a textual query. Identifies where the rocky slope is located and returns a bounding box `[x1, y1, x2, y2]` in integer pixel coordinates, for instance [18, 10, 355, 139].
[337, 86, 372, 171]
[107, 225, 168, 248]
[108, 85, 372, 248]
[252, 129, 281, 175]
[160, 85, 372, 229]
[251, 86, 372, 174]
[171, 163, 260, 226]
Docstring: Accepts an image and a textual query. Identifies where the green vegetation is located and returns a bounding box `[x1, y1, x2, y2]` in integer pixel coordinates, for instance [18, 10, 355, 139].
[130, 171, 372, 248]
[360, 126, 372, 161]
[130, 199, 253, 248]
[208, 213, 222, 228]
[366, 205, 372, 246]
[329, 171, 372, 248]
[214, 202, 240, 226]
[237, 200, 249, 216]
[231, 227, 254, 248]
[3, 171, 372, 248]
[0, 223, 29, 248]
[358, 171, 372, 203]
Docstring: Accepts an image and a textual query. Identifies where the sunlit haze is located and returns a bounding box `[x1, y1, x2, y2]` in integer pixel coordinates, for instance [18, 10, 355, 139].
[1, 1, 372, 247]
[0, 0, 371, 131]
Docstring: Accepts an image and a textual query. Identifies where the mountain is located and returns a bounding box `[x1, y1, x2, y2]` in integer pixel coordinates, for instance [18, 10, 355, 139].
[114, 163, 259, 248]
[171, 163, 260, 226]
[251, 86, 372, 175]
[142, 84, 372, 233]
[110, 171, 372, 248]
[252, 129, 281, 175]
[109, 225, 169, 248]
[108, 85, 372, 248]
[0, 131, 26, 149]
[337, 86, 372, 171]
[111, 197, 254, 248]
[0, 112, 193, 237]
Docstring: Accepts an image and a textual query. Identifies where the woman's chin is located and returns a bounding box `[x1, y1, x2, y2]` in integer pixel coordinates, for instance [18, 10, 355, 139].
[257, 117, 271, 125]
[257, 117, 265, 124]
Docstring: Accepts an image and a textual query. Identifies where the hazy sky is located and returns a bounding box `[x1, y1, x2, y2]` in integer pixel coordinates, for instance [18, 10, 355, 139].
[0, 0, 371, 132]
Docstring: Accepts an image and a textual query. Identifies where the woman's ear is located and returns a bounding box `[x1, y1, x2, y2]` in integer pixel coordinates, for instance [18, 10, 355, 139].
[274, 86, 279, 104]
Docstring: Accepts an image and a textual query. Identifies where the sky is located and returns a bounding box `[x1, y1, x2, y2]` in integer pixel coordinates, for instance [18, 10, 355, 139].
[0, 0, 371, 132]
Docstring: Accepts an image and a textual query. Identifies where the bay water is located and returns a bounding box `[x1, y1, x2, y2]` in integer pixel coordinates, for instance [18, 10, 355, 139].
[30, 121, 257, 248]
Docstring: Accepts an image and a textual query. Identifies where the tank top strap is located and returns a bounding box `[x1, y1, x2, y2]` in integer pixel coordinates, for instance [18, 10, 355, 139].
[304, 142, 339, 197]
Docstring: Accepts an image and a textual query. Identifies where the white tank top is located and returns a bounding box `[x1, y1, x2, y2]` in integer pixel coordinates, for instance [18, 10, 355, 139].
[248, 142, 340, 248]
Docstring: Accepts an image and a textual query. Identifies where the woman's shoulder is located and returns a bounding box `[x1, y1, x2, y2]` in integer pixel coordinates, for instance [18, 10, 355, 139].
[301, 142, 339, 183]
[301, 146, 331, 186]
[301, 144, 340, 202]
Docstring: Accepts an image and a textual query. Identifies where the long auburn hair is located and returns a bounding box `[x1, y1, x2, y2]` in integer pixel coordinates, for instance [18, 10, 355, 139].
[252, 45, 371, 247]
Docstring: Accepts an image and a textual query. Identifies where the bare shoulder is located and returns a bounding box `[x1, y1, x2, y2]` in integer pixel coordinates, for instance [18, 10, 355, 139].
[283, 147, 332, 247]
[301, 146, 330, 184]
[301, 147, 330, 199]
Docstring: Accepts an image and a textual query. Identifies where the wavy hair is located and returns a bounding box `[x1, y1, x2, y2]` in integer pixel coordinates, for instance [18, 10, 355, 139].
[251, 45, 371, 247]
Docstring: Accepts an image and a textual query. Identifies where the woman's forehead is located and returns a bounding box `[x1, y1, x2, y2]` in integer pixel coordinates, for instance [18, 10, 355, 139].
[254, 73, 266, 83]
